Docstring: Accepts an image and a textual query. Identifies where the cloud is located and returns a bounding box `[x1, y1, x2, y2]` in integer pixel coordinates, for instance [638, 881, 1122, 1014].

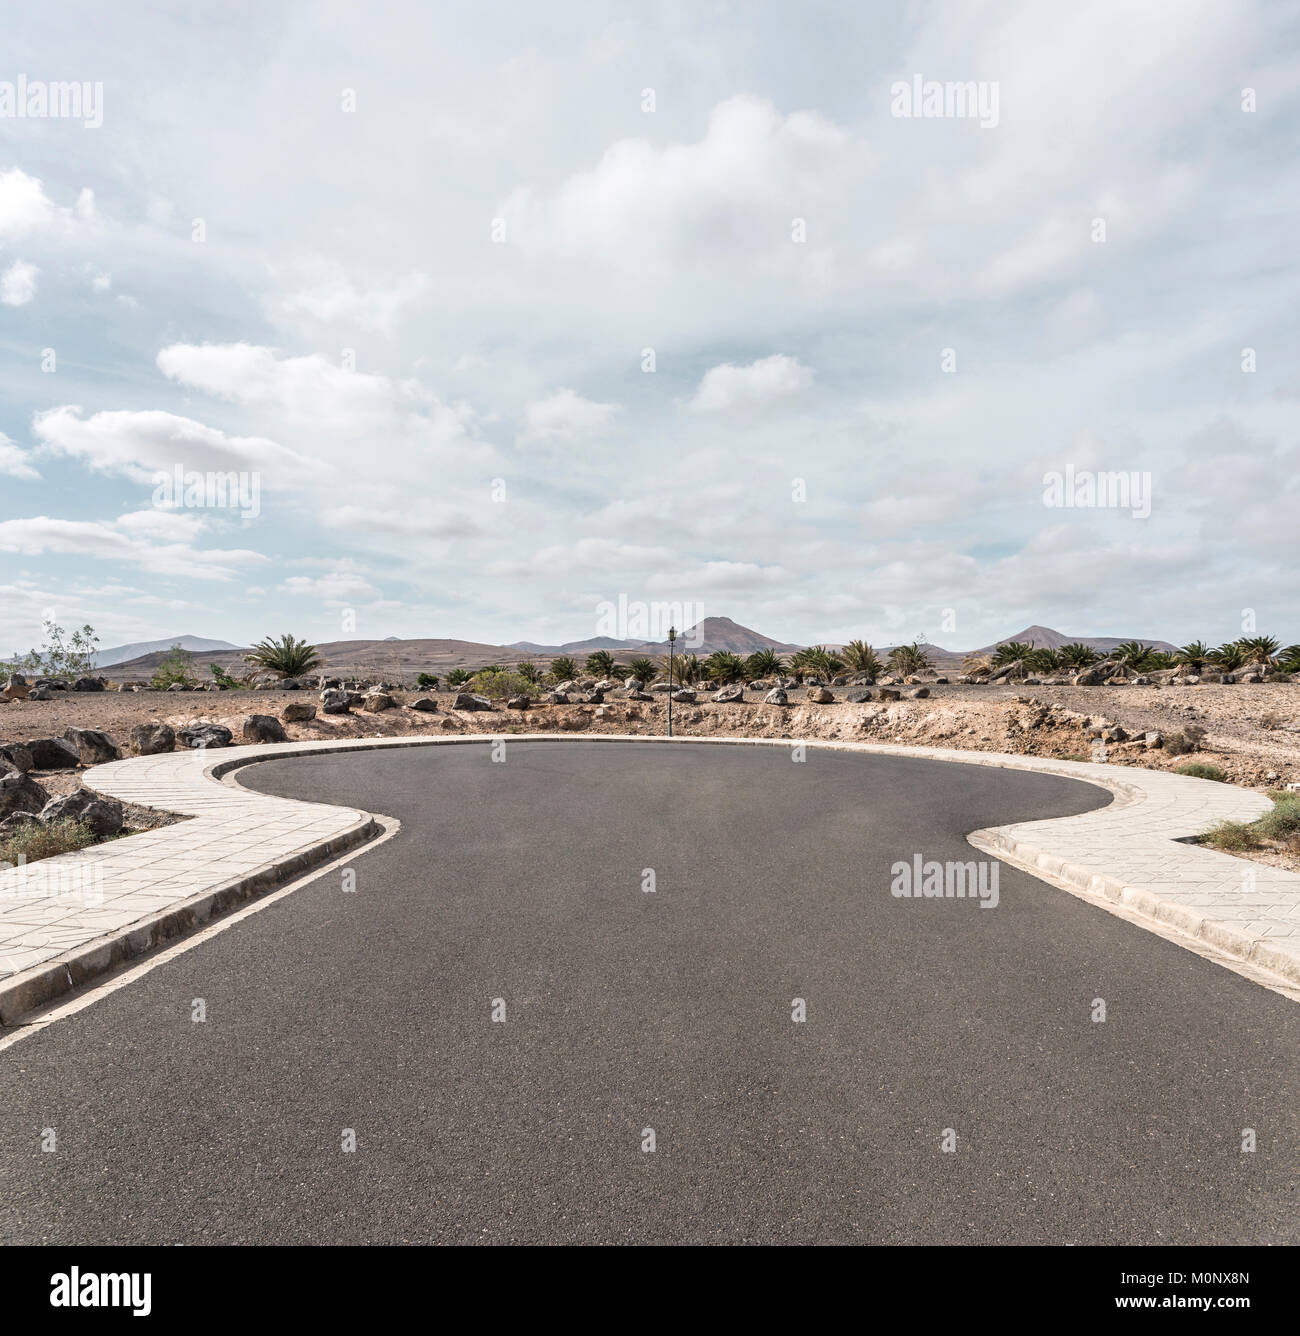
[33, 405, 323, 486]
[0, 168, 95, 242]
[279, 267, 429, 334]
[522, 388, 621, 442]
[318, 502, 483, 538]
[1, 259, 39, 306]
[0, 433, 39, 480]
[685, 354, 813, 413]
[278, 571, 383, 604]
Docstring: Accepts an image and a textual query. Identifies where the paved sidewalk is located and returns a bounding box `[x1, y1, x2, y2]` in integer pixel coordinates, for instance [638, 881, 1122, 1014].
[0, 735, 1296, 1023]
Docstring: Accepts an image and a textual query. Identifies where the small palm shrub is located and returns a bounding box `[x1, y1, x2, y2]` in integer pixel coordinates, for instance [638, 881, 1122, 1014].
[842, 640, 882, 677]
[993, 641, 1034, 666]
[446, 668, 472, 688]
[627, 656, 657, 686]
[516, 663, 541, 685]
[1059, 642, 1099, 669]
[245, 634, 321, 678]
[670, 653, 702, 685]
[1280, 645, 1300, 674]
[549, 656, 577, 682]
[1177, 641, 1213, 672]
[585, 650, 615, 678]
[704, 650, 746, 683]
[744, 649, 785, 679]
[1210, 642, 1245, 672]
[888, 642, 932, 676]
[416, 672, 439, 690]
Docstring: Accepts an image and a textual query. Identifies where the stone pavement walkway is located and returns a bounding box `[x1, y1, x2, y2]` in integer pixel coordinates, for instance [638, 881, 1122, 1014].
[0, 735, 1296, 1023]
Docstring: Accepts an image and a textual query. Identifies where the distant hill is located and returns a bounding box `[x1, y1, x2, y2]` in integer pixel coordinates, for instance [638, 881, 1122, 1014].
[636, 616, 801, 656]
[974, 625, 1178, 656]
[95, 635, 242, 668]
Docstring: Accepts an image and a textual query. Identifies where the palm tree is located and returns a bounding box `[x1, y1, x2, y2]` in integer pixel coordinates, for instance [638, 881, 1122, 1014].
[1145, 651, 1177, 671]
[1279, 644, 1300, 674]
[1059, 642, 1099, 669]
[244, 634, 321, 678]
[799, 646, 845, 679]
[842, 640, 883, 678]
[446, 667, 472, 687]
[670, 653, 702, 685]
[888, 642, 933, 676]
[744, 648, 785, 679]
[1176, 641, 1214, 672]
[585, 650, 615, 678]
[1239, 635, 1281, 665]
[549, 655, 577, 682]
[993, 641, 1034, 666]
[1027, 648, 1061, 673]
[627, 656, 657, 686]
[704, 650, 746, 684]
[516, 662, 541, 685]
[1113, 641, 1155, 670]
[1210, 642, 1245, 672]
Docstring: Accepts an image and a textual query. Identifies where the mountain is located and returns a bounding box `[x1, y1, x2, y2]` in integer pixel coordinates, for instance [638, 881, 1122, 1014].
[507, 636, 651, 654]
[95, 635, 242, 668]
[636, 616, 802, 656]
[974, 625, 1178, 656]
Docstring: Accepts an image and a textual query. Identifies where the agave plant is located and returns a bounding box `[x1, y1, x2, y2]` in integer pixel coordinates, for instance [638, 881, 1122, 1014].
[1239, 635, 1281, 665]
[585, 650, 615, 678]
[244, 634, 322, 678]
[1176, 641, 1214, 672]
[1210, 642, 1245, 672]
[548, 655, 577, 682]
[704, 650, 746, 684]
[627, 656, 658, 686]
[744, 648, 785, 679]
[1059, 642, 1099, 669]
[992, 641, 1034, 666]
[842, 639, 883, 678]
[888, 642, 933, 676]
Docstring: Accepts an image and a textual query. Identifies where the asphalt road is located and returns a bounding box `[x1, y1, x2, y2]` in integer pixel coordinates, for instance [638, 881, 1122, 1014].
[2, 740, 1298, 1245]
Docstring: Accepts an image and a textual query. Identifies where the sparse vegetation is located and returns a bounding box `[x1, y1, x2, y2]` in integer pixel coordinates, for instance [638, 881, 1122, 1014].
[2, 619, 99, 683]
[151, 643, 196, 690]
[887, 642, 932, 676]
[446, 668, 472, 688]
[842, 640, 882, 678]
[0, 818, 96, 868]
[245, 634, 321, 679]
[548, 656, 577, 682]
[209, 663, 244, 689]
[704, 650, 746, 683]
[585, 650, 615, 678]
[1202, 795, 1300, 854]
[416, 672, 440, 690]
[468, 669, 538, 701]
[1175, 762, 1227, 782]
[627, 656, 658, 686]
[744, 648, 786, 679]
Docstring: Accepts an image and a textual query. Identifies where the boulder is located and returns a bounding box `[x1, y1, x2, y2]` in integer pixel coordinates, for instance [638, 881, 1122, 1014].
[554, 680, 577, 694]
[64, 727, 121, 765]
[649, 682, 673, 693]
[279, 678, 302, 690]
[453, 692, 493, 712]
[670, 689, 696, 703]
[906, 686, 930, 699]
[40, 788, 124, 838]
[28, 685, 54, 700]
[25, 736, 80, 769]
[0, 770, 48, 819]
[806, 686, 834, 704]
[320, 688, 351, 714]
[847, 690, 873, 703]
[177, 723, 233, 750]
[242, 714, 287, 744]
[624, 677, 641, 690]
[282, 701, 317, 723]
[345, 691, 368, 708]
[0, 810, 44, 837]
[362, 692, 396, 713]
[878, 688, 902, 702]
[130, 723, 175, 756]
[763, 688, 789, 706]
[408, 697, 438, 713]
[0, 742, 34, 773]
[547, 691, 570, 705]
[506, 695, 531, 710]
[1143, 731, 1164, 749]
[711, 684, 744, 704]
[594, 705, 612, 719]
[71, 676, 105, 692]
[623, 689, 652, 701]
[593, 679, 614, 692]
[581, 689, 605, 705]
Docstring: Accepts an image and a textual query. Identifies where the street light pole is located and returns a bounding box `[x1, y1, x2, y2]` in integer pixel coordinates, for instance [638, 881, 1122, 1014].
[667, 625, 676, 738]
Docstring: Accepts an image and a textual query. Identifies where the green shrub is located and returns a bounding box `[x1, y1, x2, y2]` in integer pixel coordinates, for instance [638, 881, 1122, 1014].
[1202, 820, 1259, 851]
[1176, 762, 1227, 782]
[416, 672, 439, 690]
[1256, 794, 1300, 842]
[209, 663, 244, 689]
[0, 818, 96, 867]
[152, 644, 195, 689]
[467, 670, 537, 701]
[446, 668, 472, 688]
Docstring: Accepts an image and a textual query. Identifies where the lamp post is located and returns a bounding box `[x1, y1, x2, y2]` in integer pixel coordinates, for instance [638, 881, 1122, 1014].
[667, 625, 676, 738]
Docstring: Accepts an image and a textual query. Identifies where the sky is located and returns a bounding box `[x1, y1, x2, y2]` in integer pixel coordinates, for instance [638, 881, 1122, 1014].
[0, 0, 1297, 656]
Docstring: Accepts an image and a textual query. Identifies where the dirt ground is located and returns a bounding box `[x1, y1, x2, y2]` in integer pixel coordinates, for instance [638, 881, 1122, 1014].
[4, 679, 1297, 864]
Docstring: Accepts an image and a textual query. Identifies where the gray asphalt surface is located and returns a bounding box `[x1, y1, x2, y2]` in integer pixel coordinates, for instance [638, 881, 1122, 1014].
[1, 740, 1298, 1245]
